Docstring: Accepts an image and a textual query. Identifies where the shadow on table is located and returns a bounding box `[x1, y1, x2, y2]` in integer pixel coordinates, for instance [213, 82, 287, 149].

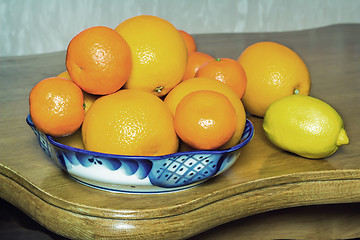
[0, 198, 68, 240]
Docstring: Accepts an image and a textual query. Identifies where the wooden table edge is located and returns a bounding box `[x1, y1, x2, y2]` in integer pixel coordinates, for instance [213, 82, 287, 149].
[1, 168, 360, 239]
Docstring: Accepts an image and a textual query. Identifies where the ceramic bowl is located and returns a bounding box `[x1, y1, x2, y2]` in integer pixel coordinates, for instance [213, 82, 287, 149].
[26, 114, 254, 194]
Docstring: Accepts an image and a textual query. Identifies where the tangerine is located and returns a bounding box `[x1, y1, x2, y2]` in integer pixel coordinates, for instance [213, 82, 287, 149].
[29, 77, 85, 137]
[182, 51, 213, 81]
[195, 58, 247, 99]
[164, 77, 246, 149]
[179, 30, 196, 54]
[175, 90, 237, 150]
[57, 70, 99, 113]
[66, 26, 132, 95]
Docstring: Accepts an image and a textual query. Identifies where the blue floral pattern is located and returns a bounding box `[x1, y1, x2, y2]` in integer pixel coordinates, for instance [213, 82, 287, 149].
[26, 114, 254, 193]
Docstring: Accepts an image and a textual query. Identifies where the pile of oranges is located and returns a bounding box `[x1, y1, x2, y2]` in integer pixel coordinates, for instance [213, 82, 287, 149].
[29, 15, 311, 156]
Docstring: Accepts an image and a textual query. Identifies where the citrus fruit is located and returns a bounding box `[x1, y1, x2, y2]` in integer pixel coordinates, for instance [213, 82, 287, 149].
[164, 77, 246, 149]
[66, 26, 132, 95]
[175, 90, 237, 150]
[115, 15, 187, 97]
[29, 77, 85, 137]
[57, 70, 71, 79]
[57, 71, 99, 113]
[179, 30, 196, 54]
[195, 58, 247, 99]
[238, 41, 311, 117]
[82, 92, 99, 113]
[53, 129, 84, 149]
[263, 94, 349, 159]
[82, 89, 179, 156]
[182, 51, 213, 81]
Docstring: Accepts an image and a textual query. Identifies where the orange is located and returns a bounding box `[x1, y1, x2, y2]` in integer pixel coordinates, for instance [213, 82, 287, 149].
[179, 30, 196, 54]
[164, 77, 246, 149]
[115, 15, 187, 97]
[82, 89, 179, 156]
[29, 77, 85, 137]
[175, 90, 237, 150]
[57, 71, 99, 113]
[66, 26, 132, 95]
[82, 91, 99, 113]
[53, 129, 84, 149]
[238, 41, 311, 117]
[57, 70, 71, 79]
[182, 51, 213, 81]
[195, 58, 247, 99]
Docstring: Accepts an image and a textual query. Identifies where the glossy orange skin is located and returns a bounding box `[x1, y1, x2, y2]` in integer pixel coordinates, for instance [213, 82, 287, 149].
[164, 77, 246, 150]
[182, 51, 213, 81]
[179, 30, 197, 54]
[29, 77, 85, 137]
[238, 41, 311, 117]
[57, 71, 98, 113]
[57, 70, 71, 79]
[53, 129, 84, 149]
[195, 58, 247, 99]
[115, 15, 187, 97]
[174, 90, 237, 150]
[82, 89, 179, 156]
[66, 26, 132, 95]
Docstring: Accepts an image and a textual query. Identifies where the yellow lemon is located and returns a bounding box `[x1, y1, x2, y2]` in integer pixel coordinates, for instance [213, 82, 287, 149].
[263, 94, 349, 159]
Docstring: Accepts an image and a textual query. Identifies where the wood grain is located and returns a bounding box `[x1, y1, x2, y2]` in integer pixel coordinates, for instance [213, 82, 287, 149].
[1, 24, 359, 239]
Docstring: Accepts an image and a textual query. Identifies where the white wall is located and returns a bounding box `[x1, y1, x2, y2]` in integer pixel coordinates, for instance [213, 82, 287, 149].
[1, 0, 360, 57]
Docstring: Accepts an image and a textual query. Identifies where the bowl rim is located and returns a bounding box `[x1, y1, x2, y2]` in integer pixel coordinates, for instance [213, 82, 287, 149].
[26, 114, 254, 160]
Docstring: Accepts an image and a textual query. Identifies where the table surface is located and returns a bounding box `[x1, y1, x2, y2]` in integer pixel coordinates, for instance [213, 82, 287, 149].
[1, 24, 360, 240]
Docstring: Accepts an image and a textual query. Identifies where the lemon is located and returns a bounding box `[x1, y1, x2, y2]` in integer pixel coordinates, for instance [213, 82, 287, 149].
[263, 94, 349, 159]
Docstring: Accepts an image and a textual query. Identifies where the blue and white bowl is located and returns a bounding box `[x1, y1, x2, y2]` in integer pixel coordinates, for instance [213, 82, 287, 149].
[26, 114, 254, 194]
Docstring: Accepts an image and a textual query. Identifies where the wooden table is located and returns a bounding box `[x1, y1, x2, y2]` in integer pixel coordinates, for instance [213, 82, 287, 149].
[1, 24, 359, 239]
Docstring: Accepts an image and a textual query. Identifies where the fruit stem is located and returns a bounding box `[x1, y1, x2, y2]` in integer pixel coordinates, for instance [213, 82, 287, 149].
[215, 58, 221, 61]
[154, 86, 164, 93]
[294, 89, 300, 94]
